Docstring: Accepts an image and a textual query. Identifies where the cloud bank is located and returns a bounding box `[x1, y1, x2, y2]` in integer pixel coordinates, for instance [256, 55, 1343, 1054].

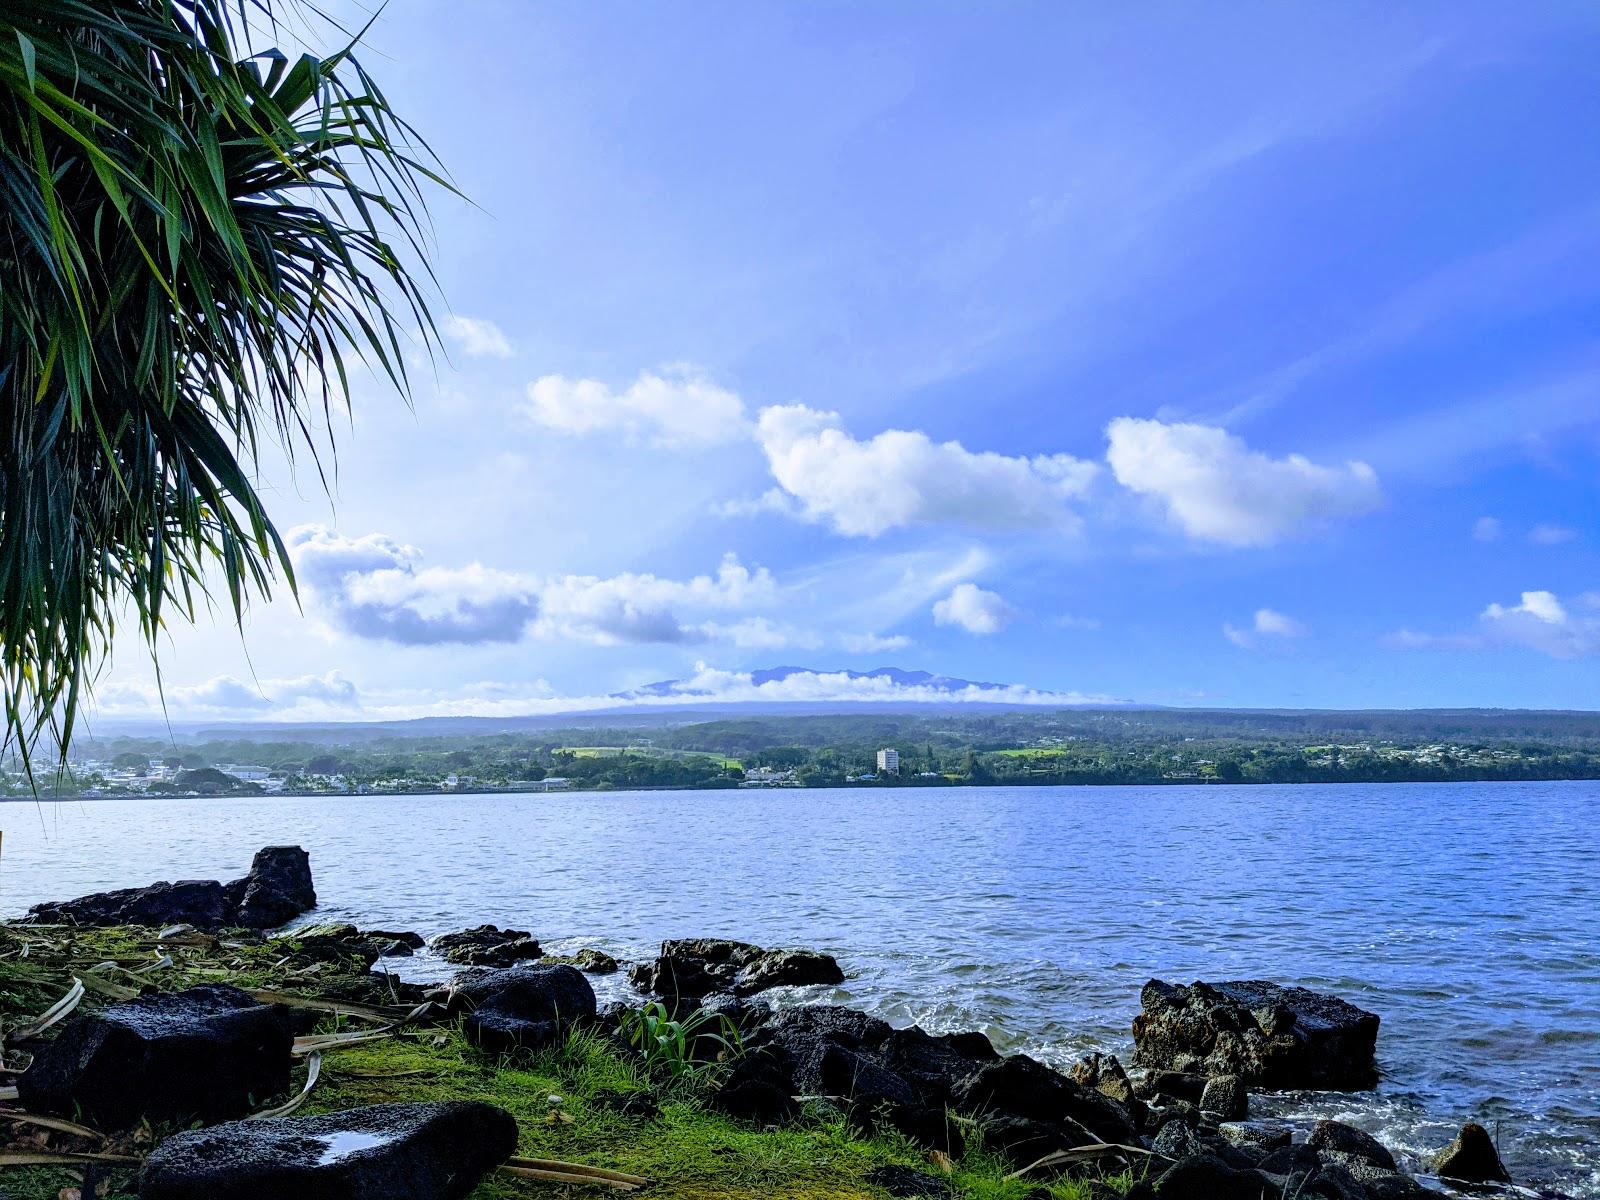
[95, 672, 361, 720]
[289, 526, 906, 654]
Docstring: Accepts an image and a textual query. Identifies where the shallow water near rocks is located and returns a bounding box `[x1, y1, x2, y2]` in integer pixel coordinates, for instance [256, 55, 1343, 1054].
[3, 781, 1595, 1193]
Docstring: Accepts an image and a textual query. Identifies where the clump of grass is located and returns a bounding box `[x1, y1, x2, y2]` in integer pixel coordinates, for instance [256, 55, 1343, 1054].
[618, 1000, 742, 1080]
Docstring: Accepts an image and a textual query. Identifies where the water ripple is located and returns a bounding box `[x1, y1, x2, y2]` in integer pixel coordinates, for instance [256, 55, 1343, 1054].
[1, 780, 1595, 1192]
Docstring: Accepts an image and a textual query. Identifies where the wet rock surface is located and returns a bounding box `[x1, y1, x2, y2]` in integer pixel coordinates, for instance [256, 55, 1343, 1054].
[1132, 979, 1381, 1090]
[544, 947, 620, 974]
[138, 1100, 518, 1200]
[16, 983, 293, 1128]
[430, 923, 543, 967]
[628, 937, 844, 1003]
[1308, 1119, 1398, 1171]
[448, 962, 597, 1051]
[25, 845, 316, 930]
[1430, 1121, 1512, 1184]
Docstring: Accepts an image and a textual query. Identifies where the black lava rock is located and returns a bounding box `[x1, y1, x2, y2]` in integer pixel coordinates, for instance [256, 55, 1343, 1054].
[138, 1101, 518, 1200]
[25, 845, 316, 930]
[1307, 1118, 1397, 1170]
[1429, 1121, 1512, 1183]
[1154, 1153, 1281, 1199]
[229, 846, 316, 928]
[864, 1164, 954, 1198]
[17, 983, 293, 1128]
[1133, 979, 1380, 1090]
[430, 924, 543, 967]
[629, 938, 844, 1004]
[1200, 1074, 1248, 1120]
[449, 962, 596, 1052]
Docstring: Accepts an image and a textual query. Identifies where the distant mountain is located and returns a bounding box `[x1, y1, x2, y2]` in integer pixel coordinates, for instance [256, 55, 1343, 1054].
[84, 665, 1128, 742]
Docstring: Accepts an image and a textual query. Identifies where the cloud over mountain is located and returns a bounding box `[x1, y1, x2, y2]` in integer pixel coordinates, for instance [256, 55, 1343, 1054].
[89, 664, 1121, 723]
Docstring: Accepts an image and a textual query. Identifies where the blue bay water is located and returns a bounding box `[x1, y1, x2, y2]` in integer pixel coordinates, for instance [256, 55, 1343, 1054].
[2, 781, 1595, 1192]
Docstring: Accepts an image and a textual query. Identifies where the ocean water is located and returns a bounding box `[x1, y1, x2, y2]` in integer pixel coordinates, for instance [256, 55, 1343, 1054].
[2, 781, 1595, 1193]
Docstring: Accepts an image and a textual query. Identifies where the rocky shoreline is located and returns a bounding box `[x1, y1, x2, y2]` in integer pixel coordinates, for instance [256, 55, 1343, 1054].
[0, 848, 1555, 1200]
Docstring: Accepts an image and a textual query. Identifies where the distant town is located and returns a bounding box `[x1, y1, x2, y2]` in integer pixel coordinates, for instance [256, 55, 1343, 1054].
[7, 707, 1600, 798]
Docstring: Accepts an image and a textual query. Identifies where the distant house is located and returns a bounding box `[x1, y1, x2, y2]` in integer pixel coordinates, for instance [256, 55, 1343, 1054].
[515, 777, 571, 792]
[220, 764, 271, 783]
[742, 766, 800, 787]
[876, 748, 900, 776]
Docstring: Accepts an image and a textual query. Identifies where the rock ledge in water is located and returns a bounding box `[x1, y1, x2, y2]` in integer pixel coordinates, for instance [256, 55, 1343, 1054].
[430, 924, 543, 967]
[16, 983, 293, 1129]
[25, 845, 315, 930]
[628, 937, 844, 1003]
[139, 1101, 518, 1200]
[1132, 979, 1380, 1090]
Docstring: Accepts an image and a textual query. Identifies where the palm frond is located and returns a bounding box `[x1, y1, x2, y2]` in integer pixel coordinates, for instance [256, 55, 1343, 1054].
[0, 0, 452, 770]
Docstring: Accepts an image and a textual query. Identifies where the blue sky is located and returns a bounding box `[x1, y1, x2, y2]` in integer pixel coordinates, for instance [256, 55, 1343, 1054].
[99, 2, 1600, 722]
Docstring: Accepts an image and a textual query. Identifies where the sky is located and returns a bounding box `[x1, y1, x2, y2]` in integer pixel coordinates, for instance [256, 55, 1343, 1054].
[96, 2, 1600, 724]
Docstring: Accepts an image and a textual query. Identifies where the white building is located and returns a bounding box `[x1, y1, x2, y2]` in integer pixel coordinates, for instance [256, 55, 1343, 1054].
[876, 748, 900, 776]
[221, 764, 271, 782]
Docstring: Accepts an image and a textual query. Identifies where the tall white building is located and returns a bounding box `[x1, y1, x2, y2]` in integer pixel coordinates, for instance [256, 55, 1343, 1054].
[876, 748, 900, 776]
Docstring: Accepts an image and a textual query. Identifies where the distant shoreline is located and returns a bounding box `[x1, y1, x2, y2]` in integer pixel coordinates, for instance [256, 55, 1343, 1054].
[7, 772, 1599, 803]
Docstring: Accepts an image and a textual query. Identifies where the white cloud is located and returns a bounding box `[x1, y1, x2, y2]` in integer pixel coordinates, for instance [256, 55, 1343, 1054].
[839, 632, 914, 654]
[290, 526, 779, 648]
[95, 672, 360, 719]
[442, 315, 513, 359]
[1387, 589, 1600, 658]
[1105, 417, 1382, 546]
[290, 526, 540, 645]
[533, 554, 776, 645]
[1473, 516, 1503, 542]
[1480, 590, 1599, 658]
[932, 582, 1016, 635]
[755, 405, 1098, 537]
[523, 365, 746, 447]
[1225, 607, 1308, 648]
[713, 488, 799, 519]
[1529, 523, 1579, 546]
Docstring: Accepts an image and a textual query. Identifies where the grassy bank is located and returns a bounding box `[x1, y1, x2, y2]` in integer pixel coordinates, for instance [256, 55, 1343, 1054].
[0, 924, 1138, 1200]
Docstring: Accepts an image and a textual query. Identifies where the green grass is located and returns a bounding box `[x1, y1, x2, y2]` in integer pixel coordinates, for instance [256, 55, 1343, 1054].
[0, 925, 1139, 1200]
